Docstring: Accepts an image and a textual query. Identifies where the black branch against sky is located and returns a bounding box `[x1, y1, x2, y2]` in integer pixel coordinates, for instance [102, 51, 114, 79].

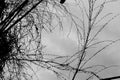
[101, 76, 120, 80]
[60, 0, 66, 4]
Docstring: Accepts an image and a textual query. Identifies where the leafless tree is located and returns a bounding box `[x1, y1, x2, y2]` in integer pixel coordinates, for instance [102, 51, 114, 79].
[0, 0, 120, 80]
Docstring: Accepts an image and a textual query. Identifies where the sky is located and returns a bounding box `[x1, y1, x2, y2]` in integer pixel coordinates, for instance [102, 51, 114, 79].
[30, 0, 120, 80]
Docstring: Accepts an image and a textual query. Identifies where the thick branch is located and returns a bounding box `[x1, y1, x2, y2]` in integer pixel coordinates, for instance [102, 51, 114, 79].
[101, 76, 120, 80]
[4, 0, 44, 33]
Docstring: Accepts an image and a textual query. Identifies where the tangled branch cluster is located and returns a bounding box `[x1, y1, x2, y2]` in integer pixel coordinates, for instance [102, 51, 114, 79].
[0, 0, 42, 79]
[0, 0, 68, 80]
[0, 0, 119, 80]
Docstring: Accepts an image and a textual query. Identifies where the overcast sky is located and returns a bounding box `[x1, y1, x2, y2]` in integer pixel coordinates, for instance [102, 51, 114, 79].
[32, 0, 120, 80]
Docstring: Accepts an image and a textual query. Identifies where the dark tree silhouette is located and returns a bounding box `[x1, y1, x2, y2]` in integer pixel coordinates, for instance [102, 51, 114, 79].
[0, 0, 44, 79]
[0, 0, 120, 80]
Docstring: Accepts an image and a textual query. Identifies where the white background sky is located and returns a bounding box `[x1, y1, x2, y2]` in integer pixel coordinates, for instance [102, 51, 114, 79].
[32, 0, 120, 80]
